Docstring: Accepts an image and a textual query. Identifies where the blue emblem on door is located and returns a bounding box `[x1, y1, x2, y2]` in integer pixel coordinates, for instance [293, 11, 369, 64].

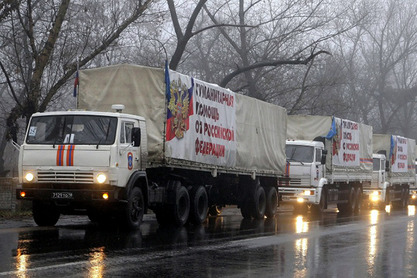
[127, 152, 133, 170]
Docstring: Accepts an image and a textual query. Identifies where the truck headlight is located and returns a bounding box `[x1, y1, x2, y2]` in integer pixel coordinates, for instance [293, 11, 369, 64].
[303, 190, 313, 196]
[371, 191, 380, 202]
[96, 173, 107, 184]
[24, 172, 35, 182]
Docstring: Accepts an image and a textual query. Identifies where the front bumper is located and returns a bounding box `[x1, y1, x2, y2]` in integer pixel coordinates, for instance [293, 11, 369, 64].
[279, 187, 319, 205]
[16, 183, 121, 205]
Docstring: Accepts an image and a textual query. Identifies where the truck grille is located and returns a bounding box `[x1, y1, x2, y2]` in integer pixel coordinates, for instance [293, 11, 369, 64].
[37, 171, 94, 183]
[279, 178, 310, 187]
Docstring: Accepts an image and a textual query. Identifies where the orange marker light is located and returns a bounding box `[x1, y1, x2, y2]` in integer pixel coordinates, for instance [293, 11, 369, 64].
[20, 191, 26, 198]
[102, 193, 109, 200]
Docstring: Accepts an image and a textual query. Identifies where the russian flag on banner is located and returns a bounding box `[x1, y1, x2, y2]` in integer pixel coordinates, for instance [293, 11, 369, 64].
[73, 70, 79, 97]
[165, 63, 194, 141]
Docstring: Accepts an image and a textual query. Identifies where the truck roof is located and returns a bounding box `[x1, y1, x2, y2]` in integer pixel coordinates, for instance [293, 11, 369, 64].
[31, 110, 145, 121]
[286, 139, 324, 148]
[372, 153, 386, 159]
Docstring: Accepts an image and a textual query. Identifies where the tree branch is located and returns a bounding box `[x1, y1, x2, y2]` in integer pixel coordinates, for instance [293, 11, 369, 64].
[219, 50, 331, 87]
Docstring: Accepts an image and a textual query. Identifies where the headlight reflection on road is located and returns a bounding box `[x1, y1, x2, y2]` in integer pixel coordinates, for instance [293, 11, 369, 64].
[294, 216, 309, 277]
[295, 216, 308, 234]
[406, 207, 415, 270]
[16, 249, 28, 278]
[367, 210, 379, 275]
[88, 246, 106, 278]
[408, 205, 415, 216]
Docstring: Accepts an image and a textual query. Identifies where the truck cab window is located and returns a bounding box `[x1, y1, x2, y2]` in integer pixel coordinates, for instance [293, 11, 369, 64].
[26, 115, 117, 145]
[120, 122, 135, 144]
[315, 149, 322, 163]
[373, 158, 380, 171]
[286, 145, 314, 163]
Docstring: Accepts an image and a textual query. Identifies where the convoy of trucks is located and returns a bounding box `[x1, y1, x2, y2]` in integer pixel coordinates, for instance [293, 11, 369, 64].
[14, 63, 417, 229]
[279, 115, 373, 215]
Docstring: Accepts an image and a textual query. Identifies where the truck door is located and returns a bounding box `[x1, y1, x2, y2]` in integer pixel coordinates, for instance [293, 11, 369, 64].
[379, 157, 386, 187]
[313, 148, 323, 187]
[118, 119, 141, 186]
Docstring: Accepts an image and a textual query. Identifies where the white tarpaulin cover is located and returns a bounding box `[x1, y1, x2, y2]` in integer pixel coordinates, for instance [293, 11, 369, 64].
[373, 134, 416, 178]
[78, 64, 286, 176]
[287, 115, 373, 174]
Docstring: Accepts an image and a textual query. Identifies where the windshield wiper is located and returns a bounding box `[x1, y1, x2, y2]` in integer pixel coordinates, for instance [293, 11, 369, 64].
[287, 158, 305, 165]
[96, 120, 112, 149]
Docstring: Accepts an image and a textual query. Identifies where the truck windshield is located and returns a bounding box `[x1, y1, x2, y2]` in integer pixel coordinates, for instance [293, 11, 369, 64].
[26, 115, 117, 145]
[286, 145, 314, 163]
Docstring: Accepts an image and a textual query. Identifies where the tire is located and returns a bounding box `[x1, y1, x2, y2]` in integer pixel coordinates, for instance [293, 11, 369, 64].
[354, 187, 362, 214]
[171, 185, 190, 226]
[311, 188, 326, 216]
[265, 186, 278, 218]
[124, 187, 145, 230]
[338, 186, 355, 215]
[378, 188, 390, 211]
[252, 186, 266, 220]
[189, 186, 208, 225]
[240, 202, 252, 219]
[32, 201, 60, 226]
[208, 205, 222, 216]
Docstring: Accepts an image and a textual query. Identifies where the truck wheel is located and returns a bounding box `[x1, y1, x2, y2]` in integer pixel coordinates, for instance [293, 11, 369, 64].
[265, 186, 278, 218]
[311, 188, 326, 216]
[32, 201, 60, 226]
[252, 185, 266, 220]
[171, 185, 190, 226]
[240, 202, 252, 219]
[354, 188, 362, 214]
[208, 205, 222, 216]
[124, 187, 145, 230]
[189, 186, 208, 225]
[378, 188, 390, 211]
[338, 186, 355, 215]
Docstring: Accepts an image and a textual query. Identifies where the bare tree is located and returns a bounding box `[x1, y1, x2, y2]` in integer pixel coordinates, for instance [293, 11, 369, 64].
[0, 0, 154, 176]
[356, 0, 417, 134]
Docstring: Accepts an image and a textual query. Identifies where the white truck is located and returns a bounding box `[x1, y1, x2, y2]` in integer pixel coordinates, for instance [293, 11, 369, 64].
[363, 134, 416, 209]
[16, 64, 287, 229]
[278, 115, 373, 215]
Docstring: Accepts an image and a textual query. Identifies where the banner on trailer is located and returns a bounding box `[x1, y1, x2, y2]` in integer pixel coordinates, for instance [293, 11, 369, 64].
[332, 119, 360, 167]
[390, 135, 408, 172]
[165, 70, 237, 167]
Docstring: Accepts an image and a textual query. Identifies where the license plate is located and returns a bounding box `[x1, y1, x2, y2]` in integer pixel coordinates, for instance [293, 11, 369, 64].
[52, 192, 73, 199]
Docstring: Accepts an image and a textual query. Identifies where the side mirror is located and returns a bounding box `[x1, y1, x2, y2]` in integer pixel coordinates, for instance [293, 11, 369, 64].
[131, 127, 141, 147]
[321, 149, 327, 164]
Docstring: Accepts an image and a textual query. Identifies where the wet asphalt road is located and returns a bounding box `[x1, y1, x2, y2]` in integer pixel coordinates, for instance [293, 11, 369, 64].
[1, 205, 417, 277]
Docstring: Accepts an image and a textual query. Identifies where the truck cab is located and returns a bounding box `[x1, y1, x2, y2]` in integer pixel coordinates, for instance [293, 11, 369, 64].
[362, 154, 388, 207]
[279, 140, 326, 207]
[16, 106, 148, 229]
[410, 161, 417, 203]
